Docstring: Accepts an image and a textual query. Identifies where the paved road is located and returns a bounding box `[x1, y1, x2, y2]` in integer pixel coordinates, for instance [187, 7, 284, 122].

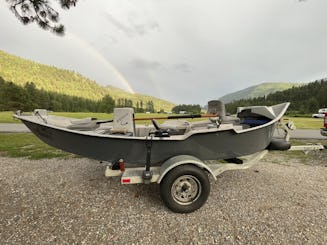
[274, 128, 326, 140]
[0, 123, 326, 139]
[0, 123, 31, 133]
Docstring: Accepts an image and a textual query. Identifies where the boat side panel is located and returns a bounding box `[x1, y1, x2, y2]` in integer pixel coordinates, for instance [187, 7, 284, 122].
[150, 123, 275, 163]
[22, 120, 147, 163]
[22, 119, 275, 164]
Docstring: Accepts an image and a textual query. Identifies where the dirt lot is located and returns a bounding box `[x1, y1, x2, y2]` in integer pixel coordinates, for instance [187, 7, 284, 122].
[0, 149, 326, 244]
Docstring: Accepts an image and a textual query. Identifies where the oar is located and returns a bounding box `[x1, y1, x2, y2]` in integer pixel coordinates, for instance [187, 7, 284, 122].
[95, 119, 113, 124]
[94, 113, 218, 124]
[134, 113, 218, 121]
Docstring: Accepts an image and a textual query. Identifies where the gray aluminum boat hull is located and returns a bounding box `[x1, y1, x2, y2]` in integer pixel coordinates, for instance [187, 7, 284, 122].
[20, 119, 274, 164]
[16, 102, 289, 164]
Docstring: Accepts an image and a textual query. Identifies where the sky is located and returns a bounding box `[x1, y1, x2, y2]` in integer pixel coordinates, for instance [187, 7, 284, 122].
[1, 0, 327, 105]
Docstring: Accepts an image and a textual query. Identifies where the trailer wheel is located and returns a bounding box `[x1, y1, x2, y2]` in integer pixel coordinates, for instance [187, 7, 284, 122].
[160, 165, 210, 213]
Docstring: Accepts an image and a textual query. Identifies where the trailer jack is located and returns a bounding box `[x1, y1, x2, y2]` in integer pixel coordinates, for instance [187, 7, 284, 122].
[143, 135, 153, 183]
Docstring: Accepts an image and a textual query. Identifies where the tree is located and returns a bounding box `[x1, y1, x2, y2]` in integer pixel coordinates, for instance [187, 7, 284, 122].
[307, 97, 319, 113]
[7, 0, 77, 35]
[1, 81, 28, 111]
[99, 95, 115, 113]
[146, 101, 155, 113]
[0, 78, 6, 110]
[135, 100, 144, 113]
[24, 82, 38, 110]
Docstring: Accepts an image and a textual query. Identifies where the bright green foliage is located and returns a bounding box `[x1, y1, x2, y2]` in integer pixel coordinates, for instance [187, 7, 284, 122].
[0, 50, 175, 112]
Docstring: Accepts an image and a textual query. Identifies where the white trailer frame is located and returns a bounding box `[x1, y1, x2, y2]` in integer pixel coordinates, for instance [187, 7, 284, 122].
[105, 150, 270, 184]
[104, 121, 325, 213]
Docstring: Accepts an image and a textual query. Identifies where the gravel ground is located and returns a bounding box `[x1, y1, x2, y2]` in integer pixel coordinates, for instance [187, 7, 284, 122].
[0, 150, 326, 244]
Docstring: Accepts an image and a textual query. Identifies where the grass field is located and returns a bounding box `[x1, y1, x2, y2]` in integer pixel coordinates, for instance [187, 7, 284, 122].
[0, 133, 74, 159]
[0, 111, 20, 123]
[281, 117, 324, 129]
[1, 111, 325, 129]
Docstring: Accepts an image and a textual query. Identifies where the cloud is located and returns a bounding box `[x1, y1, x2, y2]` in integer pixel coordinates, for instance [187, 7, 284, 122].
[173, 63, 193, 73]
[104, 13, 134, 37]
[132, 21, 160, 36]
[130, 58, 162, 70]
[104, 12, 160, 38]
[2, 0, 327, 105]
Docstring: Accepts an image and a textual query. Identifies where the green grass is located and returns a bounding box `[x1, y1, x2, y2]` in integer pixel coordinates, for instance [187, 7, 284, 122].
[52, 111, 113, 119]
[0, 111, 20, 123]
[282, 117, 324, 129]
[0, 133, 74, 159]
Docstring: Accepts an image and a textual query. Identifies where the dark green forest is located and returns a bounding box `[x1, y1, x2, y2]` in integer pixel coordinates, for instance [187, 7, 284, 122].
[225, 79, 327, 114]
[0, 76, 155, 113]
[172, 104, 201, 114]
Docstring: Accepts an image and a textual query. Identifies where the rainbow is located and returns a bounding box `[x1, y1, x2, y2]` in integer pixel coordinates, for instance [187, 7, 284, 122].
[66, 32, 135, 94]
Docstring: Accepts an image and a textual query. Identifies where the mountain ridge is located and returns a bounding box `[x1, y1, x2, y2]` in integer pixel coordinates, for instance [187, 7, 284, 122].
[219, 82, 305, 103]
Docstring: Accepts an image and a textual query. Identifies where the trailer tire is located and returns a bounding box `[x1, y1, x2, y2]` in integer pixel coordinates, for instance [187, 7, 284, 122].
[160, 164, 210, 213]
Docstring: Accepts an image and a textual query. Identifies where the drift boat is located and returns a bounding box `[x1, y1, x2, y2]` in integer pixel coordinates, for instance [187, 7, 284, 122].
[14, 101, 293, 213]
[14, 101, 290, 164]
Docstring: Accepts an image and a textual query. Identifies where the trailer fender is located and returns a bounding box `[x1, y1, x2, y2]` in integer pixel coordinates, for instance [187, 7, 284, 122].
[157, 155, 217, 183]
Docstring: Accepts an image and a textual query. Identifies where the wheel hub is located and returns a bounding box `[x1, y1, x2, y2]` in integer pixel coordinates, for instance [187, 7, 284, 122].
[171, 175, 201, 205]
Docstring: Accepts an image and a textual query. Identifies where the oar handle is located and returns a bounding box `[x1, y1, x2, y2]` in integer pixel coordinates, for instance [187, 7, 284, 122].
[134, 113, 218, 121]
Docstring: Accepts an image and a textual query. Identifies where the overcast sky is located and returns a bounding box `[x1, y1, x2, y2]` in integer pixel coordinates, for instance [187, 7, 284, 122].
[1, 0, 327, 105]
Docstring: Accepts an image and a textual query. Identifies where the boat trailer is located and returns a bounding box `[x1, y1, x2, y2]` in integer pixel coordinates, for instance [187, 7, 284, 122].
[104, 124, 324, 213]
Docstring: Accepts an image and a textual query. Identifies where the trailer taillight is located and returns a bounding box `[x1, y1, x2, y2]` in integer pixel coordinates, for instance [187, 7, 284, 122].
[324, 113, 327, 128]
[122, 178, 131, 184]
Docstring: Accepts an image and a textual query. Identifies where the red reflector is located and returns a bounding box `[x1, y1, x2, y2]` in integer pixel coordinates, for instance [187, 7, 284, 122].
[324, 113, 327, 128]
[122, 178, 131, 183]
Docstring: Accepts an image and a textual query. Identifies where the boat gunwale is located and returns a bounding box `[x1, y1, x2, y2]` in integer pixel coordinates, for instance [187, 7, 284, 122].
[14, 102, 290, 141]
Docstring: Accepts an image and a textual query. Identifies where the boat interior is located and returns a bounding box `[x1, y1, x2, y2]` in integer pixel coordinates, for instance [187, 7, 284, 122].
[24, 101, 289, 138]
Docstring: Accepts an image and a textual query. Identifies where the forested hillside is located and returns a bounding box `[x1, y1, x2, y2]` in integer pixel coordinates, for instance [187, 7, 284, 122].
[0, 50, 174, 112]
[0, 76, 160, 113]
[225, 79, 327, 114]
[219, 82, 304, 103]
